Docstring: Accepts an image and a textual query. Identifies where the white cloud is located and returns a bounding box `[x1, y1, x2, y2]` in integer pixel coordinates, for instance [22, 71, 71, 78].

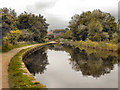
[0, 0, 119, 30]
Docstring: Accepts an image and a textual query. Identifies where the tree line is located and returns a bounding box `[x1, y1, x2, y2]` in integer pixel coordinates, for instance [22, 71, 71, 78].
[1, 8, 49, 46]
[63, 9, 118, 44]
[1, 8, 119, 52]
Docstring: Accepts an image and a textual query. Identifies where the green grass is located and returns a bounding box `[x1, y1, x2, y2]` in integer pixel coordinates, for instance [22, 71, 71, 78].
[63, 40, 118, 52]
[8, 43, 54, 89]
[2, 42, 38, 53]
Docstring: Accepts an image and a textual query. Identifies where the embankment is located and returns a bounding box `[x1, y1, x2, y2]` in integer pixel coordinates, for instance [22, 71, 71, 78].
[8, 42, 56, 88]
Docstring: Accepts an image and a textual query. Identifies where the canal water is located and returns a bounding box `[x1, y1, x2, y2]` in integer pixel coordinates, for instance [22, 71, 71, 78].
[23, 44, 118, 88]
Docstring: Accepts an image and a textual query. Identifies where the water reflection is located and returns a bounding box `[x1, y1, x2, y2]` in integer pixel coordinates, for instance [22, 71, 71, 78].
[23, 47, 49, 76]
[66, 46, 117, 77]
[23, 44, 118, 78]
[48, 44, 118, 78]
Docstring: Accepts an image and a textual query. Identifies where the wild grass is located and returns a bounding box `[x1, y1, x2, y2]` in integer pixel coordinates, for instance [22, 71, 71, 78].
[8, 43, 53, 89]
[64, 39, 118, 52]
[2, 41, 38, 53]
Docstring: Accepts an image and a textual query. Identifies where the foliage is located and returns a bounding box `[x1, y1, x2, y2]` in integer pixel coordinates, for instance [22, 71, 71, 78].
[53, 29, 67, 33]
[63, 30, 72, 39]
[1, 7, 49, 43]
[3, 30, 21, 45]
[2, 41, 38, 53]
[17, 13, 49, 43]
[1, 8, 17, 36]
[64, 39, 118, 52]
[47, 34, 54, 40]
[51, 44, 118, 78]
[8, 42, 53, 88]
[18, 29, 34, 42]
[2, 29, 22, 52]
[8, 47, 46, 88]
[1, 7, 49, 52]
[68, 10, 118, 42]
[23, 47, 48, 75]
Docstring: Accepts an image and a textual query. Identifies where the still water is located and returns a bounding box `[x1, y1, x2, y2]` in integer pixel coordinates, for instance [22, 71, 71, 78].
[23, 44, 118, 88]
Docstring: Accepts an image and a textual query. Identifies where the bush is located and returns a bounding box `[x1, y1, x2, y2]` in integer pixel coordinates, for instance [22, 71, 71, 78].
[66, 39, 118, 52]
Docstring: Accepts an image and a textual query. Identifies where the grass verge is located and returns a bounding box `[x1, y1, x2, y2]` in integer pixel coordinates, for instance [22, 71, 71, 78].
[8, 42, 56, 88]
[2, 42, 38, 53]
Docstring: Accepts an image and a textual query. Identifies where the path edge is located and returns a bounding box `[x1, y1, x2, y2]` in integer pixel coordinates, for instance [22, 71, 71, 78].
[8, 42, 56, 88]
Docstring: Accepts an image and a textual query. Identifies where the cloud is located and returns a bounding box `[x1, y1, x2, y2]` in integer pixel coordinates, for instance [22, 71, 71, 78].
[25, 0, 119, 30]
[118, 1, 120, 19]
[104, 7, 118, 21]
[26, 0, 57, 16]
[26, 0, 57, 13]
[35, 1, 56, 10]
[110, 10, 118, 21]
[46, 14, 69, 30]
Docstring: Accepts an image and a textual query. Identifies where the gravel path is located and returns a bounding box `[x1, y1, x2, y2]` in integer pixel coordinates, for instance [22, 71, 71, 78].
[1, 44, 39, 89]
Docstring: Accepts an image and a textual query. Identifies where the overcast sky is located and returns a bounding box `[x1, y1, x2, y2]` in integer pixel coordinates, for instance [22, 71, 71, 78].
[0, 0, 119, 30]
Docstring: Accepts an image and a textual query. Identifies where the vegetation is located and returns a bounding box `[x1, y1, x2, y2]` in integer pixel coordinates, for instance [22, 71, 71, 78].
[8, 49, 45, 88]
[62, 10, 118, 51]
[53, 29, 68, 33]
[2, 41, 37, 53]
[8, 42, 53, 88]
[48, 44, 118, 78]
[63, 30, 72, 39]
[63, 39, 118, 52]
[23, 47, 48, 76]
[65, 10, 118, 42]
[17, 12, 49, 42]
[47, 29, 69, 41]
[1, 8, 49, 52]
[63, 45, 118, 78]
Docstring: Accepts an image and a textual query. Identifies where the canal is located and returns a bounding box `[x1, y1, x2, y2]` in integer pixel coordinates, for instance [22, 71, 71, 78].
[23, 44, 118, 88]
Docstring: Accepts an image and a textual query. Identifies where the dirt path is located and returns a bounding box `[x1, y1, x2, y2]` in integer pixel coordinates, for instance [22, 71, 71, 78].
[1, 44, 39, 89]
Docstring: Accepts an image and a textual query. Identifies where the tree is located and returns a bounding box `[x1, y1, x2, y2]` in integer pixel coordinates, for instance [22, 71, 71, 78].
[17, 13, 49, 42]
[1, 8, 17, 37]
[3, 30, 21, 45]
[68, 14, 80, 41]
[63, 30, 72, 39]
[18, 29, 34, 42]
[68, 9, 118, 42]
[88, 19, 103, 41]
[77, 24, 88, 41]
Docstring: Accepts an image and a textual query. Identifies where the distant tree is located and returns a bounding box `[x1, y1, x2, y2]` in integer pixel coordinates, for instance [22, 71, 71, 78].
[68, 9, 118, 42]
[48, 34, 54, 40]
[3, 30, 21, 45]
[53, 29, 66, 33]
[68, 14, 80, 41]
[63, 30, 72, 39]
[17, 13, 49, 42]
[0, 8, 17, 36]
[18, 29, 34, 42]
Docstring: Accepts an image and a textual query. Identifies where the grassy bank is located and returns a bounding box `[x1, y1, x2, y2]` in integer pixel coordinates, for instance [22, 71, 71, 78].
[63, 40, 118, 52]
[8, 42, 56, 88]
[2, 42, 38, 53]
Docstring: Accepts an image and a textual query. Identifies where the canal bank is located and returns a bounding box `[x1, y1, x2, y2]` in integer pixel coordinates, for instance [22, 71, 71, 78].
[6, 41, 118, 88]
[62, 40, 118, 52]
[2, 44, 39, 89]
[23, 44, 118, 88]
[6, 42, 56, 88]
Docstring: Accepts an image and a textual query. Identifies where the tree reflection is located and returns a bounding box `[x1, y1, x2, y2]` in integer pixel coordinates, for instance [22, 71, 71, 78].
[63, 45, 118, 78]
[23, 47, 48, 76]
[23, 44, 118, 78]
